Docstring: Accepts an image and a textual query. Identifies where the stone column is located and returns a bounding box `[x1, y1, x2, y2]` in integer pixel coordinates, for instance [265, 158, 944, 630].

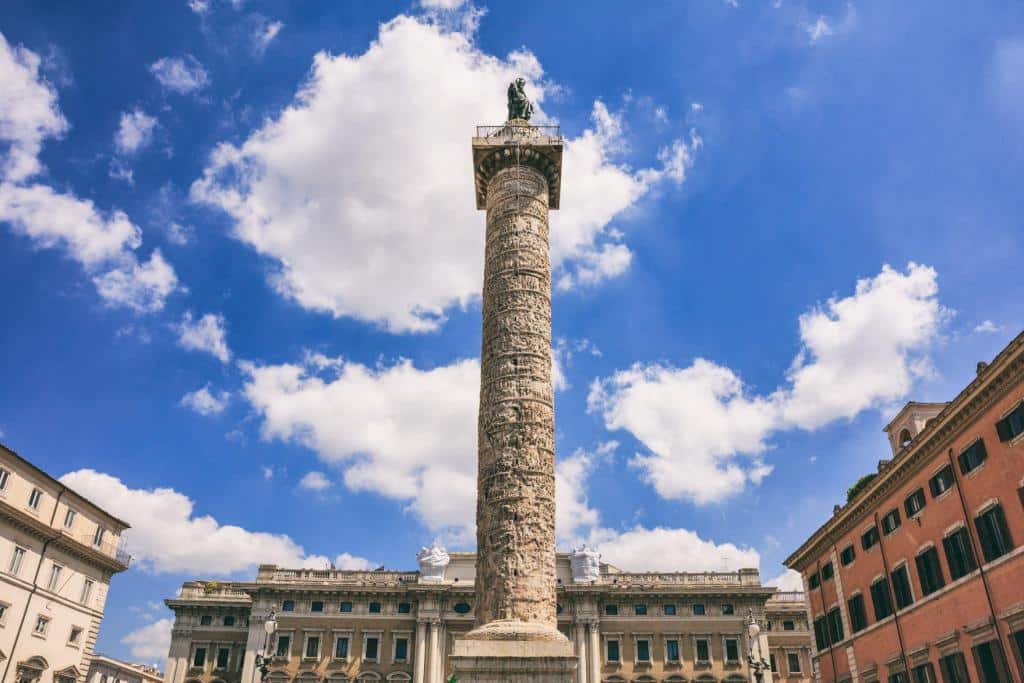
[166, 627, 193, 683]
[575, 624, 588, 683]
[588, 623, 601, 683]
[428, 620, 441, 683]
[414, 620, 428, 683]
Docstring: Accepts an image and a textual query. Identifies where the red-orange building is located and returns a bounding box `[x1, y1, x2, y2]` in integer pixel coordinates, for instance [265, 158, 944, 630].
[785, 332, 1024, 683]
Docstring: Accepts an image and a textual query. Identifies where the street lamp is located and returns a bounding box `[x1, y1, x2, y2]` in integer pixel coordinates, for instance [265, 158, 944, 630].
[253, 606, 277, 682]
[746, 609, 770, 683]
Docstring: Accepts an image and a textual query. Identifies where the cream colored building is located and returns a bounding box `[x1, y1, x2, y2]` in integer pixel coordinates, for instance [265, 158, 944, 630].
[0, 444, 131, 683]
[85, 654, 162, 683]
[763, 593, 813, 683]
[164, 550, 811, 683]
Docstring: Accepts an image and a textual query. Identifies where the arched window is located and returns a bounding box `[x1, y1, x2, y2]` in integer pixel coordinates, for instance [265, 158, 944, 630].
[899, 428, 912, 448]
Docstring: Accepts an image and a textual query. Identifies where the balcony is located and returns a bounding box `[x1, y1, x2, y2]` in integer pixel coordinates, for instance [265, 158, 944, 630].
[62, 529, 132, 566]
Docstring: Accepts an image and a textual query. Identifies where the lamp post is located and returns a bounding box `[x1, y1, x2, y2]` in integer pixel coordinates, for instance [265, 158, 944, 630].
[746, 609, 770, 683]
[253, 606, 277, 682]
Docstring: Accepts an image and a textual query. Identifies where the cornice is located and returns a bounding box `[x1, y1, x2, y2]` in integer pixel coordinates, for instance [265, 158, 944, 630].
[786, 330, 1024, 569]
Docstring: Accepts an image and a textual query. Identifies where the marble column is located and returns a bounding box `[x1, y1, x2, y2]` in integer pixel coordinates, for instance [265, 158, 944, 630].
[588, 623, 601, 683]
[165, 629, 192, 683]
[414, 620, 428, 683]
[575, 624, 588, 683]
[428, 620, 441, 683]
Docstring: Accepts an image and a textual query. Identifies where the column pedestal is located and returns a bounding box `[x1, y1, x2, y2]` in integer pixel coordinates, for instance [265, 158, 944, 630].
[449, 639, 577, 683]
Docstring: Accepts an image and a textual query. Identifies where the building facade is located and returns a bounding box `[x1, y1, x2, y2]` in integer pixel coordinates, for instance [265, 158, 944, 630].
[85, 654, 162, 683]
[165, 550, 810, 683]
[785, 331, 1024, 683]
[765, 592, 814, 683]
[0, 443, 132, 683]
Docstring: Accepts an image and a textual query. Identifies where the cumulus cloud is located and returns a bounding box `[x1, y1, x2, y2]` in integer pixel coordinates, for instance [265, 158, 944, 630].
[252, 18, 283, 55]
[589, 263, 944, 504]
[0, 34, 178, 313]
[191, 15, 693, 333]
[335, 552, 375, 570]
[150, 55, 209, 94]
[767, 568, 804, 591]
[974, 320, 1001, 334]
[594, 526, 760, 572]
[299, 470, 332, 492]
[242, 354, 479, 538]
[555, 442, 616, 543]
[122, 618, 173, 660]
[180, 384, 230, 416]
[59, 469, 342, 574]
[114, 108, 157, 155]
[176, 311, 231, 362]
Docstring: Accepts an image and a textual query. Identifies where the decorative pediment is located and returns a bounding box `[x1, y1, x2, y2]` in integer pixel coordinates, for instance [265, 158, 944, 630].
[694, 674, 718, 683]
[604, 676, 627, 683]
[386, 674, 412, 682]
[295, 673, 321, 682]
[724, 674, 747, 683]
[326, 675, 351, 683]
[665, 676, 688, 683]
[55, 666, 81, 678]
[18, 655, 49, 672]
[357, 673, 382, 682]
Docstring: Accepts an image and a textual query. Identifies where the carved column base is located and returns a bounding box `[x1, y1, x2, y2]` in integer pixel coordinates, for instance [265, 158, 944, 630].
[450, 638, 577, 683]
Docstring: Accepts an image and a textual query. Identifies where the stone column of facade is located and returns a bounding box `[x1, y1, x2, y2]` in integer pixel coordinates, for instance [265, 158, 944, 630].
[574, 624, 588, 683]
[588, 623, 601, 683]
[414, 620, 428, 683]
[239, 610, 270, 683]
[165, 627, 192, 683]
[428, 620, 440, 683]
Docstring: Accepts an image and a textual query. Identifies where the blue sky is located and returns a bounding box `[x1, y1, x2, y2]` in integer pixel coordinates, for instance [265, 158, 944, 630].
[2, 0, 1023, 666]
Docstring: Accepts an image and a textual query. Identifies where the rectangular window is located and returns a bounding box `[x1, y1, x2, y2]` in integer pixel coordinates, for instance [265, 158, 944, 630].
[827, 607, 844, 644]
[783, 620, 795, 631]
[788, 653, 802, 673]
[28, 488, 42, 509]
[200, 615, 212, 626]
[365, 636, 379, 661]
[395, 637, 408, 661]
[848, 594, 868, 633]
[47, 563, 62, 590]
[771, 654, 778, 673]
[916, 547, 946, 596]
[634, 604, 647, 615]
[912, 663, 936, 683]
[335, 636, 349, 659]
[939, 652, 970, 683]
[92, 526, 106, 547]
[821, 562, 834, 581]
[863, 526, 880, 550]
[972, 640, 1011, 683]
[368, 601, 381, 613]
[892, 565, 914, 609]
[0, 467, 8, 490]
[664, 604, 676, 615]
[607, 639, 620, 662]
[311, 601, 324, 612]
[666, 639, 680, 662]
[193, 647, 206, 667]
[808, 572, 821, 589]
[996, 401, 1024, 442]
[696, 638, 710, 662]
[216, 647, 230, 668]
[840, 544, 856, 565]
[871, 577, 894, 621]
[224, 615, 235, 626]
[34, 614, 49, 636]
[814, 617, 829, 651]
[340, 601, 352, 612]
[637, 639, 651, 662]
[398, 602, 411, 613]
[69, 626, 83, 645]
[930, 466, 955, 497]
[275, 635, 291, 657]
[943, 528, 978, 580]
[305, 636, 320, 659]
[0, 603, 7, 624]
[9, 546, 26, 575]
[722, 603, 735, 615]
[905, 488, 927, 517]
[958, 439, 988, 474]
[693, 603, 706, 616]
[81, 579, 93, 605]
[64, 509, 76, 528]
[725, 638, 739, 662]
[975, 505, 1014, 562]
[604, 604, 618, 616]
[890, 673, 909, 683]
[282, 600, 295, 611]
[882, 508, 902, 534]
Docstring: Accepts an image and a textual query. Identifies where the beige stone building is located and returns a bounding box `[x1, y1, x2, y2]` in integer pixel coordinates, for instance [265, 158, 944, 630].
[763, 593, 813, 683]
[85, 654, 162, 683]
[164, 550, 811, 683]
[0, 443, 131, 683]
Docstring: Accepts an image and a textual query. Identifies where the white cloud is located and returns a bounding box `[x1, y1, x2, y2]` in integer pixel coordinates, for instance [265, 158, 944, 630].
[176, 311, 231, 362]
[593, 526, 760, 573]
[589, 263, 944, 504]
[555, 442, 616, 543]
[299, 470, 332, 492]
[150, 55, 209, 94]
[115, 108, 158, 155]
[0, 36, 178, 313]
[122, 617, 173, 661]
[59, 469, 337, 574]
[191, 15, 692, 333]
[166, 221, 191, 246]
[806, 17, 833, 44]
[180, 384, 230, 416]
[766, 568, 804, 591]
[253, 18, 283, 55]
[974, 320, 1001, 334]
[242, 354, 479, 538]
[334, 552, 375, 570]
[92, 250, 179, 313]
[420, 0, 467, 7]
[0, 33, 68, 183]
[187, 0, 210, 14]
[261, 465, 274, 480]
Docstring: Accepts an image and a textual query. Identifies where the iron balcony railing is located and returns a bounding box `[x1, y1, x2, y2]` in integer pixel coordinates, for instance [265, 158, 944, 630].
[476, 124, 561, 141]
